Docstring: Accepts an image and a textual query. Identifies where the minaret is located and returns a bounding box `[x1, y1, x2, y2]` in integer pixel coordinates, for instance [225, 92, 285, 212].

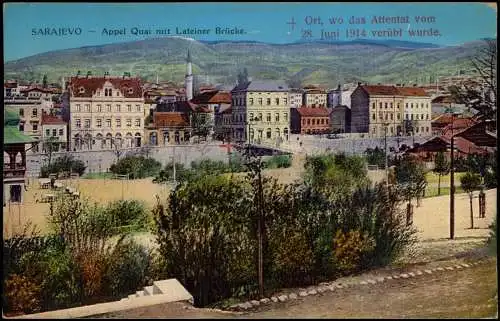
[185, 49, 193, 101]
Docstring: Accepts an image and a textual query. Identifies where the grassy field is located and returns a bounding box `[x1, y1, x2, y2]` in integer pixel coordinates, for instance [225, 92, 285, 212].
[425, 172, 467, 185]
[424, 186, 465, 198]
[81, 172, 116, 179]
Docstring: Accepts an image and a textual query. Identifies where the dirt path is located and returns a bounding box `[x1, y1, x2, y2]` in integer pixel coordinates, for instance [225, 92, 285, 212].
[238, 259, 497, 319]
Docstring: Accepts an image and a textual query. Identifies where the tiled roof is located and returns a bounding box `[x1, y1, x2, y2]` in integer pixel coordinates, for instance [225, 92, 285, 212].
[361, 85, 401, 96]
[41, 114, 66, 125]
[20, 86, 53, 93]
[439, 135, 488, 155]
[191, 90, 219, 104]
[232, 80, 289, 92]
[153, 112, 190, 127]
[69, 76, 142, 98]
[396, 87, 430, 97]
[441, 118, 477, 138]
[304, 89, 327, 94]
[296, 107, 330, 117]
[4, 82, 18, 89]
[431, 95, 460, 104]
[208, 92, 231, 104]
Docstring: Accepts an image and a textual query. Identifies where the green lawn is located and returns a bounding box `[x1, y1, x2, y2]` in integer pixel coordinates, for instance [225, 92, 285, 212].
[424, 186, 465, 198]
[425, 172, 466, 184]
[81, 172, 116, 179]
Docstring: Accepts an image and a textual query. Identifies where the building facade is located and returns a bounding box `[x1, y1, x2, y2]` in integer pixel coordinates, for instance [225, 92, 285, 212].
[68, 73, 145, 151]
[303, 88, 327, 108]
[350, 84, 405, 138]
[398, 87, 432, 137]
[288, 89, 303, 109]
[290, 107, 330, 134]
[231, 81, 290, 144]
[329, 105, 351, 133]
[41, 112, 68, 153]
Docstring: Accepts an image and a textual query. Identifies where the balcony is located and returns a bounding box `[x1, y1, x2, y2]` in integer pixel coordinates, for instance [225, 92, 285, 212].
[3, 164, 26, 180]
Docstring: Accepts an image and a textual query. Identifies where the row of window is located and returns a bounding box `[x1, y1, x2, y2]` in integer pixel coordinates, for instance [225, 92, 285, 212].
[371, 102, 430, 109]
[233, 97, 289, 106]
[19, 108, 37, 117]
[372, 113, 401, 121]
[232, 112, 290, 123]
[74, 118, 141, 128]
[74, 104, 141, 113]
[45, 129, 64, 137]
[302, 118, 329, 126]
[406, 114, 430, 120]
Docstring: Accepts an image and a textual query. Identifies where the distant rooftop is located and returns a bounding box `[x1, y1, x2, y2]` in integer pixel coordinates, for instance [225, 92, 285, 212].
[232, 80, 289, 92]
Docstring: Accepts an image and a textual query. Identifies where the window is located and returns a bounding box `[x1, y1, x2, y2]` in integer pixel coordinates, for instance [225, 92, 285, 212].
[421, 114, 424, 120]
[106, 104, 111, 112]
[275, 113, 279, 122]
[379, 112, 383, 120]
[85, 104, 90, 112]
[249, 98, 254, 105]
[426, 127, 429, 132]
[267, 98, 271, 105]
[410, 103, 413, 108]
[421, 103, 424, 108]
[96, 119, 102, 128]
[379, 102, 382, 108]
[52, 129, 57, 137]
[405, 114, 409, 120]
[390, 113, 393, 120]
[76, 104, 81, 112]
[116, 118, 121, 127]
[372, 113, 376, 120]
[284, 98, 288, 105]
[405, 103, 408, 108]
[45, 129, 50, 136]
[426, 114, 429, 120]
[76, 119, 81, 128]
[312, 119, 316, 125]
[385, 113, 388, 120]
[372, 102, 376, 109]
[32, 109, 38, 117]
[106, 119, 111, 127]
[127, 105, 132, 112]
[275, 98, 279, 105]
[266, 128, 271, 139]
[283, 113, 288, 121]
[307, 119, 311, 125]
[79, 87, 85, 94]
[397, 103, 400, 108]
[266, 113, 271, 122]
[126, 119, 132, 127]
[135, 118, 141, 127]
[249, 112, 254, 120]
[19, 109, 24, 117]
[416, 127, 419, 133]
[97, 105, 102, 112]
[32, 123, 38, 131]
[19, 124, 24, 131]
[258, 113, 263, 121]
[258, 98, 263, 105]
[390, 102, 393, 108]
[136, 105, 141, 112]
[59, 129, 63, 136]
[116, 104, 121, 112]
[411, 114, 414, 120]
[397, 114, 400, 120]
[84, 119, 90, 128]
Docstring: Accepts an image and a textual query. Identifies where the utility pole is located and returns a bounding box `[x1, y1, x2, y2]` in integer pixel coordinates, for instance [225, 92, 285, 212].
[449, 111, 455, 240]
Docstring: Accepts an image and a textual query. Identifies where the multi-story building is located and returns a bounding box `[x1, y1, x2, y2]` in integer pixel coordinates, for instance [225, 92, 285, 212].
[328, 85, 355, 108]
[214, 105, 233, 141]
[350, 84, 405, 138]
[68, 72, 145, 150]
[303, 87, 327, 108]
[41, 112, 68, 153]
[398, 87, 432, 137]
[191, 89, 232, 136]
[290, 107, 330, 135]
[329, 105, 351, 133]
[231, 80, 290, 144]
[288, 88, 303, 109]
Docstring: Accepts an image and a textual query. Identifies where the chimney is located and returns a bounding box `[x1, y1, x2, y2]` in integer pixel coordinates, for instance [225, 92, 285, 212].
[104, 71, 109, 78]
[77, 70, 81, 77]
[357, 82, 362, 86]
[86, 71, 92, 78]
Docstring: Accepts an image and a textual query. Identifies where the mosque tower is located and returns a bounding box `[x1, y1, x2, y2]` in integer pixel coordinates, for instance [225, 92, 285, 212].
[185, 49, 193, 101]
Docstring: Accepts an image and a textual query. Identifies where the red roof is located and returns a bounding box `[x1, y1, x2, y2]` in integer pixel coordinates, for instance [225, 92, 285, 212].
[153, 112, 190, 127]
[396, 87, 430, 97]
[69, 76, 142, 98]
[431, 95, 460, 104]
[20, 86, 53, 93]
[441, 118, 477, 138]
[208, 92, 231, 104]
[296, 107, 330, 117]
[41, 114, 66, 125]
[361, 85, 401, 96]
[4, 82, 18, 89]
[439, 136, 488, 155]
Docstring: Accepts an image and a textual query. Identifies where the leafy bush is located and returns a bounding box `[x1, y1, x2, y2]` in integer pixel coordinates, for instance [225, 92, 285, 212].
[106, 199, 148, 229]
[40, 154, 86, 177]
[488, 216, 496, 255]
[332, 230, 375, 275]
[264, 155, 292, 169]
[109, 155, 162, 179]
[364, 147, 386, 168]
[4, 274, 42, 315]
[102, 237, 152, 298]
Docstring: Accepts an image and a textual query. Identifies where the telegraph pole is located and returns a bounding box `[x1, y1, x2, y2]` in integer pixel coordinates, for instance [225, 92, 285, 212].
[449, 112, 455, 239]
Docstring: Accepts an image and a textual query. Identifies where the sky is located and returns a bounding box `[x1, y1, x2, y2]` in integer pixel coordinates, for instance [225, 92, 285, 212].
[3, 2, 497, 62]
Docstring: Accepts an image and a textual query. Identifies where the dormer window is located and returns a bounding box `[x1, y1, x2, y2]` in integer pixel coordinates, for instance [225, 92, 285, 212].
[79, 87, 85, 94]
[128, 88, 133, 95]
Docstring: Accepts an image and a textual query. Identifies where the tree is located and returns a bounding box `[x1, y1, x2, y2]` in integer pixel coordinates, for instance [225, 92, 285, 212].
[42, 75, 48, 88]
[449, 39, 497, 121]
[433, 151, 450, 196]
[365, 147, 386, 168]
[394, 155, 427, 225]
[191, 108, 211, 140]
[44, 136, 60, 167]
[460, 172, 482, 229]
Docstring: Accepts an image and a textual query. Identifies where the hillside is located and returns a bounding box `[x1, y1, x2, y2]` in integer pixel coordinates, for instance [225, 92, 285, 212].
[4, 37, 493, 88]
